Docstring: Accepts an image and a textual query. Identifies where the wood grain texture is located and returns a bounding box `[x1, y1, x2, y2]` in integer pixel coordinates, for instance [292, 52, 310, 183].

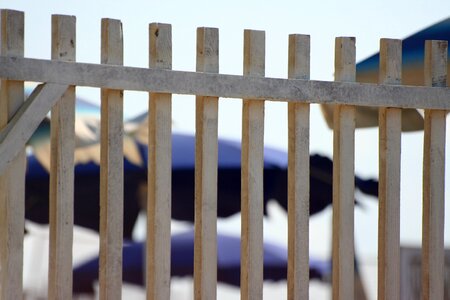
[0, 56, 449, 110]
[48, 14, 76, 300]
[422, 40, 447, 300]
[146, 23, 172, 300]
[241, 29, 265, 300]
[0, 83, 68, 175]
[194, 27, 219, 300]
[99, 18, 124, 300]
[332, 37, 356, 300]
[378, 39, 402, 300]
[287, 34, 310, 300]
[0, 9, 25, 300]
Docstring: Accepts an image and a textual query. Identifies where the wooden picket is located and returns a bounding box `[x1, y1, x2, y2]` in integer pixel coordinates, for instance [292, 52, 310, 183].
[99, 18, 124, 300]
[146, 22, 173, 300]
[0, 9, 25, 300]
[48, 14, 76, 300]
[241, 29, 265, 300]
[422, 40, 447, 300]
[287, 34, 311, 300]
[194, 27, 219, 300]
[332, 37, 357, 300]
[378, 38, 402, 300]
[0, 9, 448, 300]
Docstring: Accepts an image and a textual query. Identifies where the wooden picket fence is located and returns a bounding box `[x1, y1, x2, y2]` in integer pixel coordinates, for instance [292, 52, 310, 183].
[0, 9, 448, 300]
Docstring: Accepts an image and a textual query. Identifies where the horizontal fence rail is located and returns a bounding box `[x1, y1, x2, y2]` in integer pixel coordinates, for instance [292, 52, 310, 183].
[0, 9, 449, 300]
[0, 56, 449, 110]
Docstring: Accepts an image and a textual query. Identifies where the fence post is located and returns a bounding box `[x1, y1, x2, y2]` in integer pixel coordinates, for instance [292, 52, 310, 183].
[48, 14, 76, 300]
[332, 37, 356, 300]
[287, 34, 310, 300]
[378, 38, 402, 300]
[0, 9, 25, 300]
[422, 40, 447, 300]
[194, 27, 219, 300]
[99, 18, 124, 300]
[146, 23, 172, 300]
[241, 29, 265, 300]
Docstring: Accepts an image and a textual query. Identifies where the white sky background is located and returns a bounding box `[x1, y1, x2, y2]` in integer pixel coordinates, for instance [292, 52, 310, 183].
[3, 0, 450, 259]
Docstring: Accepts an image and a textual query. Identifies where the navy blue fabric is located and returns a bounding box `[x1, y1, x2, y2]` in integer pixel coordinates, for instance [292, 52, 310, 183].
[25, 155, 143, 239]
[136, 134, 287, 170]
[25, 133, 378, 239]
[356, 17, 450, 74]
[73, 230, 331, 294]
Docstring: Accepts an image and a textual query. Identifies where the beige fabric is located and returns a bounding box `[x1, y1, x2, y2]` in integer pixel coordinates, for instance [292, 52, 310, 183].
[29, 116, 143, 171]
[320, 104, 424, 131]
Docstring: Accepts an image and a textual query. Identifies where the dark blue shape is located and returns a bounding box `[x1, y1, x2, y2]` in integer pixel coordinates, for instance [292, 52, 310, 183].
[25, 132, 378, 239]
[25, 155, 143, 239]
[73, 230, 331, 294]
[356, 17, 450, 84]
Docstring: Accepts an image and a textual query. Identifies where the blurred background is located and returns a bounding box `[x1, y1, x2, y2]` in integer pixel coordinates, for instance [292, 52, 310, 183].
[2, 0, 450, 299]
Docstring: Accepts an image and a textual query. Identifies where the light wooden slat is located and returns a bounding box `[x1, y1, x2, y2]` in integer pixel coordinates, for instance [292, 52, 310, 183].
[0, 9, 25, 299]
[378, 39, 402, 300]
[99, 18, 124, 300]
[48, 14, 76, 300]
[0, 83, 68, 174]
[1, 56, 450, 110]
[332, 37, 356, 300]
[241, 29, 265, 300]
[146, 23, 172, 300]
[422, 40, 447, 300]
[194, 27, 219, 300]
[287, 34, 310, 300]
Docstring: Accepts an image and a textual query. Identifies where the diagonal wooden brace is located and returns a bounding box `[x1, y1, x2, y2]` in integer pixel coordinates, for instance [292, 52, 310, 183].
[0, 83, 69, 174]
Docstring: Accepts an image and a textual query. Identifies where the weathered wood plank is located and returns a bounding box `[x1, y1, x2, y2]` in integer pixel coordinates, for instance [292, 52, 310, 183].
[0, 9, 25, 300]
[48, 14, 76, 300]
[0, 56, 449, 110]
[99, 18, 124, 300]
[0, 83, 68, 175]
[422, 40, 447, 300]
[378, 38, 402, 300]
[146, 23, 172, 300]
[332, 37, 356, 300]
[194, 27, 219, 300]
[241, 29, 265, 300]
[287, 34, 310, 300]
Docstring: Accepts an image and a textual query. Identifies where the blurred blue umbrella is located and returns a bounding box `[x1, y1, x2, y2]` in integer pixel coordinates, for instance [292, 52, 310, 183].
[72, 229, 331, 294]
[26, 131, 378, 238]
[25, 97, 378, 239]
[321, 17, 450, 131]
[356, 17, 450, 86]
